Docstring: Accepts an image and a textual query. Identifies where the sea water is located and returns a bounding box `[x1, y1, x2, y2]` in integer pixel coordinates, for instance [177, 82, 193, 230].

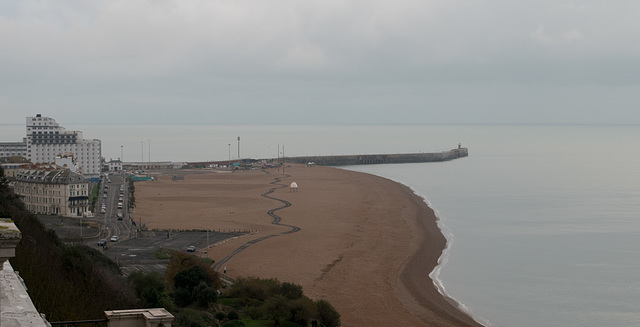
[347, 125, 640, 327]
[1, 124, 639, 326]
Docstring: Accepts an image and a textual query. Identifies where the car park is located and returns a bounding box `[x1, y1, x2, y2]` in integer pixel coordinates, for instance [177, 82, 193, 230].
[110, 236, 119, 242]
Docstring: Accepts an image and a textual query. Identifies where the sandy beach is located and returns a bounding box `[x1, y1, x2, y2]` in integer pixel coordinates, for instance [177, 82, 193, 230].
[135, 165, 482, 327]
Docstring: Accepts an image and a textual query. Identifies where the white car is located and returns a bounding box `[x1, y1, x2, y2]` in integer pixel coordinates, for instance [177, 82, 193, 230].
[110, 236, 119, 242]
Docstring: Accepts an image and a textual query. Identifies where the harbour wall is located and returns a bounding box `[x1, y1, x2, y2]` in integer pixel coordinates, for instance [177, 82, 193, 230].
[283, 147, 468, 166]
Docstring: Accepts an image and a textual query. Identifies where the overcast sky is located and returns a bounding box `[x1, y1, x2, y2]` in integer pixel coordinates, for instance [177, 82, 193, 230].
[2, 0, 639, 125]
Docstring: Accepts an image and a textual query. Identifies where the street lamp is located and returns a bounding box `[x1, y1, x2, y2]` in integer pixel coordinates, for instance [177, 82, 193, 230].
[228, 144, 231, 170]
[148, 139, 151, 163]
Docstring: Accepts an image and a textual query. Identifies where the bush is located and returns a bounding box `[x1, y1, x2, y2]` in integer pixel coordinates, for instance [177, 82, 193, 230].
[316, 300, 341, 327]
[194, 282, 218, 307]
[222, 321, 245, 327]
[227, 310, 239, 320]
[174, 309, 213, 327]
[128, 271, 170, 308]
[215, 312, 226, 321]
[225, 277, 280, 302]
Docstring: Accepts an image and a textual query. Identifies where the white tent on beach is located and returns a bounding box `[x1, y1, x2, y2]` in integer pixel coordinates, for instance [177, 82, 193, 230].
[289, 182, 298, 192]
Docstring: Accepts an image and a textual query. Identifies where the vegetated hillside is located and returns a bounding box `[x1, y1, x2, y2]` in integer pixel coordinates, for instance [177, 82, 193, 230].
[0, 168, 138, 322]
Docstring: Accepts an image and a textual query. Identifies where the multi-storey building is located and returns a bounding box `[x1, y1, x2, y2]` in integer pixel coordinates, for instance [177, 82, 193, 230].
[26, 114, 102, 177]
[0, 156, 32, 180]
[0, 140, 27, 158]
[14, 168, 90, 217]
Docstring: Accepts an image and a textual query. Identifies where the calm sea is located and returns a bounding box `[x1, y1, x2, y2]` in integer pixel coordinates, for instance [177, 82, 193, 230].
[2, 124, 639, 326]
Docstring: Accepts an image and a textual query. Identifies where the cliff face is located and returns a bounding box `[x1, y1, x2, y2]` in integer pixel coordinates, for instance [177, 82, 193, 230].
[284, 148, 468, 166]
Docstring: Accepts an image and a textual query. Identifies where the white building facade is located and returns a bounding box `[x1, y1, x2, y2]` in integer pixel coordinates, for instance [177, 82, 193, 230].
[14, 169, 90, 217]
[0, 141, 27, 159]
[26, 115, 102, 177]
[108, 159, 123, 171]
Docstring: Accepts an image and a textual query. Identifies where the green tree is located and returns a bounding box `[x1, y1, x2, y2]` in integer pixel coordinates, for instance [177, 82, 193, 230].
[316, 299, 341, 327]
[194, 281, 218, 307]
[167, 252, 221, 307]
[128, 271, 171, 308]
[262, 295, 289, 326]
[280, 282, 303, 300]
[288, 296, 316, 325]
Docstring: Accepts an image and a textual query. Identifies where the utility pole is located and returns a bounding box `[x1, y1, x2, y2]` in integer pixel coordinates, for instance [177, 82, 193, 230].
[148, 139, 151, 163]
[121, 145, 123, 162]
[141, 141, 143, 162]
[282, 145, 285, 174]
[237, 136, 240, 159]
[228, 144, 231, 170]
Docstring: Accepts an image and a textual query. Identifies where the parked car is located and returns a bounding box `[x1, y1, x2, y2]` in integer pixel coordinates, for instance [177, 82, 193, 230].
[186, 246, 196, 252]
[117, 213, 123, 220]
[97, 239, 106, 246]
[110, 236, 119, 242]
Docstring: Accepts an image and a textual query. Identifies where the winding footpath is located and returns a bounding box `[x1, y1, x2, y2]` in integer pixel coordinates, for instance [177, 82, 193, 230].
[213, 174, 300, 275]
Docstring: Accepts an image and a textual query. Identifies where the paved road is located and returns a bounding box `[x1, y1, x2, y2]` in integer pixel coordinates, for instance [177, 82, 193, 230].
[37, 171, 244, 276]
[38, 213, 243, 276]
[104, 230, 243, 275]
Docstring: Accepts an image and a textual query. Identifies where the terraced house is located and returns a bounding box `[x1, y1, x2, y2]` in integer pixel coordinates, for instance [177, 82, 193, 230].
[14, 168, 90, 217]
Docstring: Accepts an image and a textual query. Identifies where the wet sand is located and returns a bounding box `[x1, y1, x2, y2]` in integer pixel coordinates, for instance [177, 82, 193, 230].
[135, 165, 482, 327]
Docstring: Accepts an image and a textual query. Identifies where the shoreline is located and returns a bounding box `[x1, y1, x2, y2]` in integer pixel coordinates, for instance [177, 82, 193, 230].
[135, 165, 482, 326]
[348, 171, 484, 326]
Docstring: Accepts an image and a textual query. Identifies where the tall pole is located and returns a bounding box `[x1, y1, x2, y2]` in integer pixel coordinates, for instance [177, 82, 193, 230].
[141, 141, 144, 162]
[121, 145, 123, 162]
[277, 144, 280, 172]
[228, 144, 231, 170]
[148, 139, 151, 163]
[237, 136, 240, 159]
[282, 145, 285, 174]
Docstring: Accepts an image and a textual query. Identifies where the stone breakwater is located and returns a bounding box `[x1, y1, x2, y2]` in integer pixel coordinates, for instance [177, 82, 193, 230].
[283, 147, 468, 166]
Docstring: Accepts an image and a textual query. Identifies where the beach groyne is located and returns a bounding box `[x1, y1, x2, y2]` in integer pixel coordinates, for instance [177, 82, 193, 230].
[283, 147, 468, 166]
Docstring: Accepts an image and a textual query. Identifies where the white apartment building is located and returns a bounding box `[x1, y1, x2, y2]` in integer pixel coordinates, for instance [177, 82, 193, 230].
[14, 169, 90, 217]
[0, 140, 27, 158]
[26, 114, 102, 177]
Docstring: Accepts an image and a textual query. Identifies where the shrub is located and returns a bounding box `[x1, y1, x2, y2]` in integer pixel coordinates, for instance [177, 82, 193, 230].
[227, 310, 239, 320]
[174, 309, 213, 327]
[194, 282, 218, 307]
[215, 312, 226, 321]
[316, 300, 341, 327]
[127, 271, 170, 308]
[222, 321, 245, 327]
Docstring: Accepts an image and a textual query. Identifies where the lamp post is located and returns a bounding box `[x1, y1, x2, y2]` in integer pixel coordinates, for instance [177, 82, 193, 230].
[228, 144, 231, 170]
[141, 141, 144, 162]
[148, 139, 151, 163]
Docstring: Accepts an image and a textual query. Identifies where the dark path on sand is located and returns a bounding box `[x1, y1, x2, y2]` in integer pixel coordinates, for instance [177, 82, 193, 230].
[213, 174, 300, 276]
